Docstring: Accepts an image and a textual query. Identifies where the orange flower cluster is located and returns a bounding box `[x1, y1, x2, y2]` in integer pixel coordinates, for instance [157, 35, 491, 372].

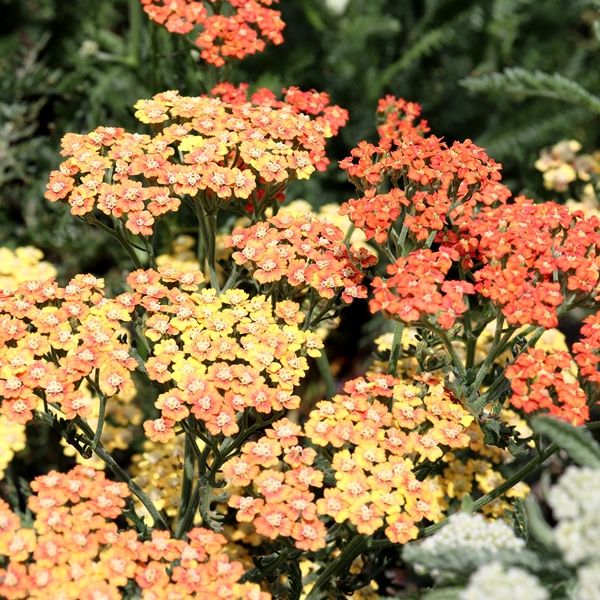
[340, 96, 507, 244]
[225, 374, 473, 548]
[140, 0, 285, 66]
[124, 270, 322, 442]
[0, 466, 269, 599]
[45, 87, 347, 235]
[573, 310, 600, 384]
[370, 247, 474, 328]
[450, 198, 600, 328]
[0, 274, 137, 426]
[505, 348, 589, 426]
[228, 211, 375, 303]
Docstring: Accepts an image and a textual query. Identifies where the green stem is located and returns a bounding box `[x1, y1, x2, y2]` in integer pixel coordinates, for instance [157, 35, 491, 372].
[93, 443, 171, 531]
[315, 350, 336, 399]
[63, 415, 170, 531]
[388, 321, 404, 378]
[127, 0, 142, 68]
[306, 535, 368, 600]
[176, 430, 196, 536]
[91, 390, 107, 450]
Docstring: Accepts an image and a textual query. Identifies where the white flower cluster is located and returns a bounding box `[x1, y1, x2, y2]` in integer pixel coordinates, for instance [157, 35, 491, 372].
[325, 0, 350, 15]
[419, 512, 525, 555]
[460, 562, 548, 600]
[575, 562, 600, 600]
[547, 466, 600, 565]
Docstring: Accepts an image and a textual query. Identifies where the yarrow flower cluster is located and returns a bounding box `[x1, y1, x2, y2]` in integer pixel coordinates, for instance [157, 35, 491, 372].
[228, 210, 375, 303]
[448, 198, 600, 329]
[505, 348, 589, 425]
[370, 247, 474, 329]
[0, 466, 269, 599]
[416, 512, 525, 556]
[140, 0, 285, 66]
[547, 465, 600, 565]
[535, 139, 600, 196]
[573, 310, 600, 384]
[0, 414, 25, 480]
[45, 86, 347, 236]
[0, 274, 137, 427]
[460, 562, 548, 600]
[340, 96, 507, 245]
[0, 247, 56, 291]
[222, 374, 474, 550]
[125, 269, 323, 441]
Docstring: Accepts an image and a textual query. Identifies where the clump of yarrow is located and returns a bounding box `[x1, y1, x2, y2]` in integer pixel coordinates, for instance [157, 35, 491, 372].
[460, 562, 548, 600]
[403, 512, 525, 578]
[547, 466, 600, 565]
[418, 512, 525, 555]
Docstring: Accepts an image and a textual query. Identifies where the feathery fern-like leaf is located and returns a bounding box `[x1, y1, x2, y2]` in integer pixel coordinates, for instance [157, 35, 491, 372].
[461, 67, 600, 113]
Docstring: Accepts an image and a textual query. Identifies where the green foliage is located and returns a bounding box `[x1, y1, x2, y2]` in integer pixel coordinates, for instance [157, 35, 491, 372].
[461, 67, 600, 113]
[531, 416, 600, 468]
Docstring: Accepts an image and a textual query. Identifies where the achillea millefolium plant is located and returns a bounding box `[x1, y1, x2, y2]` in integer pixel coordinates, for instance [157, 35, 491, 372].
[1, 1, 600, 598]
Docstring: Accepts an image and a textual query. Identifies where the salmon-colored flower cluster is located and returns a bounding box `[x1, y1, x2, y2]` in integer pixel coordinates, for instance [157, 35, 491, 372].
[0, 274, 137, 427]
[505, 348, 589, 426]
[140, 0, 285, 66]
[573, 310, 600, 384]
[225, 416, 327, 551]
[448, 197, 600, 329]
[45, 87, 347, 235]
[340, 96, 507, 245]
[125, 269, 322, 441]
[370, 247, 474, 328]
[228, 211, 376, 303]
[0, 466, 269, 599]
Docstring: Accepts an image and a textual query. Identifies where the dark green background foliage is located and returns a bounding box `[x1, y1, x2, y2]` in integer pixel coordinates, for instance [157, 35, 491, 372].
[1, 0, 599, 275]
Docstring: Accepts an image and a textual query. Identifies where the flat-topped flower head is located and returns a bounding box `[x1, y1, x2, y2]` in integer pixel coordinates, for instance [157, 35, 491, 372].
[45, 88, 347, 236]
[141, 0, 285, 67]
[0, 466, 270, 598]
[228, 210, 375, 303]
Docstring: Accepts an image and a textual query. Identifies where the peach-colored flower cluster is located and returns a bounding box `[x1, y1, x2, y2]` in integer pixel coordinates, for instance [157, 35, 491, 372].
[45, 87, 347, 236]
[505, 348, 588, 426]
[0, 466, 269, 599]
[370, 247, 474, 329]
[573, 310, 600, 384]
[0, 274, 137, 426]
[124, 269, 322, 442]
[340, 96, 507, 245]
[140, 0, 285, 66]
[225, 417, 327, 551]
[228, 211, 376, 303]
[225, 374, 474, 548]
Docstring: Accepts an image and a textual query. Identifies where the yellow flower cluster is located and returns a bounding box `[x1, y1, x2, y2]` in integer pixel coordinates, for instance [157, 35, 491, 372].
[0, 246, 56, 477]
[535, 139, 600, 216]
[127, 269, 323, 442]
[0, 247, 56, 291]
[130, 436, 185, 522]
[0, 415, 25, 480]
[224, 373, 474, 549]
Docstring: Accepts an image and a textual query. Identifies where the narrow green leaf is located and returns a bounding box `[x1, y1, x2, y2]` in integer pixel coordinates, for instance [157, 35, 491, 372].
[531, 416, 600, 467]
